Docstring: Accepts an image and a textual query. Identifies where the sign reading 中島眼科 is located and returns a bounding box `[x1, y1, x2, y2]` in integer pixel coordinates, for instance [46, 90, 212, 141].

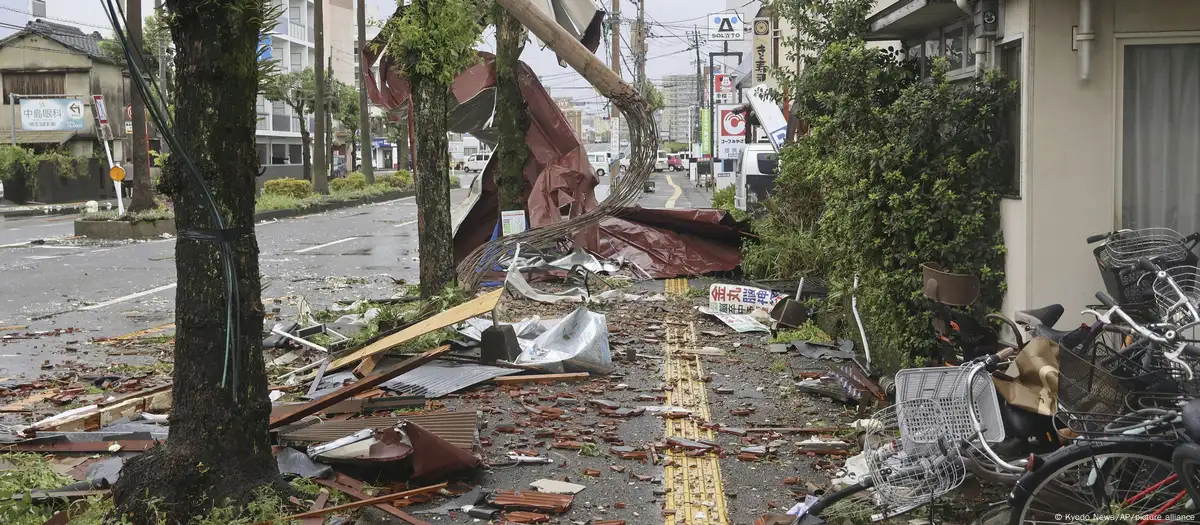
[715, 104, 746, 160]
[19, 98, 85, 131]
[708, 11, 743, 41]
[708, 283, 783, 314]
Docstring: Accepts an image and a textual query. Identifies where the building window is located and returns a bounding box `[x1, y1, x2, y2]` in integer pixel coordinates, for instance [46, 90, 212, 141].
[288, 144, 302, 164]
[1121, 43, 1200, 232]
[32, 0, 46, 17]
[911, 20, 976, 79]
[2, 73, 66, 101]
[999, 42, 1021, 198]
[271, 144, 287, 165]
[257, 143, 269, 164]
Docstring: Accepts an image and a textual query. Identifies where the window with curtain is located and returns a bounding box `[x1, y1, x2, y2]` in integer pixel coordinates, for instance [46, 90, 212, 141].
[1122, 43, 1200, 232]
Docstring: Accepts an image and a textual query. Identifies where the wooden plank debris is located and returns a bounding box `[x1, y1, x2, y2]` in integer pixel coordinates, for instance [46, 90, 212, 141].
[299, 489, 330, 525]
[269, 346, 451, 430]
[284, 481, 445, 524]
[32, 384, 172, 432]
[493, 373, 590, 386]
[328, 289, 502, 372]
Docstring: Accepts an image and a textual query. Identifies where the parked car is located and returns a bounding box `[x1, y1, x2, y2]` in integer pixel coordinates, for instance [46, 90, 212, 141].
[666, 154, 683, 171]
[588, 152, 610, 177]
[735, 143, 780, 212]
[464, 152, 491, 172]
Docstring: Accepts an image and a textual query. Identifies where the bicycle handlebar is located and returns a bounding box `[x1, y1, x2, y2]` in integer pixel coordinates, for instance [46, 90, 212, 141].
[1087, 232, 1113, 244]
[1096, 291, 1119, 309]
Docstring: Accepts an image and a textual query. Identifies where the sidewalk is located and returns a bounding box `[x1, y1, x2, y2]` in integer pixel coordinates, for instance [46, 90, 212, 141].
[0, 199, 119, 219]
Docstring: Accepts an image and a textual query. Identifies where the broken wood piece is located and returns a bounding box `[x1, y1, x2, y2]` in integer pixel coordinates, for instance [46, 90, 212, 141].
[269, 345, 451, 430]
[323, 396, 426, 415]
[299, 489, 330, 525]
[287, 480, 445, 524]
[33, 384, 172, 432]
[492, 373, 590, 386]
[327, 289, 502, 372]
[4, 439, 160, 453]
[354, 354, 383, 378]
[0, 389, 59, 413]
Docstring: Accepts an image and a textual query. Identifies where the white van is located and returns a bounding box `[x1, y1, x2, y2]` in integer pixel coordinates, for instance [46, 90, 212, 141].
[464, 152, 491, 172]
[735, 144, 780, 212]
[654, 150, 668, 172]
[588, 152, 610, 177]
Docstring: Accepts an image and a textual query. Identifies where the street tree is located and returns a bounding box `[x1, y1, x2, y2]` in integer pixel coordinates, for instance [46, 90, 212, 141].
[334, 80, 362, 172]
[262, 68, 318, 182]
[110, 0, 279, 522]
[99, 13, 172, 80]
[490, 4, 531, 213]
[645, 82, 665, 112]
[383, 0, 484, 297]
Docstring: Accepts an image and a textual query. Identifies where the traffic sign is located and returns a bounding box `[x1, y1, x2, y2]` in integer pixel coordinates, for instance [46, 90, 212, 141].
[708, 11, 743, 41]
[93, 95, 108, 125]
[109, 165, 126, 182]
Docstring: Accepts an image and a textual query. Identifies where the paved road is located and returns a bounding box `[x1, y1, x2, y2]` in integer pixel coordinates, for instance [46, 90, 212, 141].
[0, 188, 474, 380]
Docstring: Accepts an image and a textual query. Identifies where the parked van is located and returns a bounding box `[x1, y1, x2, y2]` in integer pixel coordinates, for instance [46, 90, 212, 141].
[464, 152, 491, 172]
[734, 144, 780, 212]
[588, 152, 611, 177]
[654, 150, 668, 172]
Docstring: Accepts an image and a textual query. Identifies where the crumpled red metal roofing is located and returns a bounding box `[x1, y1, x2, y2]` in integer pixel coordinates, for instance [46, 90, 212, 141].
[488, 490, 574, 514]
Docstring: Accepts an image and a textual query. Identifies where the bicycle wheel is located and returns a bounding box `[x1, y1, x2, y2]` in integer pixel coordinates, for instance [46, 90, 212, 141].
[1009, 441, 1184, 525]
[1172, 443, 1200, 511]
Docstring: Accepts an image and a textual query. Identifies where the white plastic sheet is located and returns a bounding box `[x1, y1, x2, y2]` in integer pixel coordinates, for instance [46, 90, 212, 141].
[515, 307, 613, 374]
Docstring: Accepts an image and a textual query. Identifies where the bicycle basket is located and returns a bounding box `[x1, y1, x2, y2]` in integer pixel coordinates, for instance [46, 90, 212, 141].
[894, 366, 1005, 444]
[864, 399, 966, 510]
[1057, 333, 1181, 415]
[1059, 408, 1182, 443]
[1096, 228, 1197, 305]
[1154, 265, 1200, 326]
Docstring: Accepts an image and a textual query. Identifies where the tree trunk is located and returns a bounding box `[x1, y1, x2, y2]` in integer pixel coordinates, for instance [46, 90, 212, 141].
[110, 1, 279, 522]
[351, 139, 357, 174]
[396, 119, 410, 171]
[127, 0, 155, 212]
[492, 6, 531, 215]
[357, 0, 374, 184]
[300, 126, 312, 182]
[412, 75, 455, 298]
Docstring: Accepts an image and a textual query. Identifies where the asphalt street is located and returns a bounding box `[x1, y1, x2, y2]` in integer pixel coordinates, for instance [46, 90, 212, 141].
[0, 172, 709, 381]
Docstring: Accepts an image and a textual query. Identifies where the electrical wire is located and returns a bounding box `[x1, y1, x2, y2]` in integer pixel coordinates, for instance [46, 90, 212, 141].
[101, 0, 246, 398]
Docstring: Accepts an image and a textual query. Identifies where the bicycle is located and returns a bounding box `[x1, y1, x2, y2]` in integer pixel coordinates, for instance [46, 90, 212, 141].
[1007, 260, 1200, 524]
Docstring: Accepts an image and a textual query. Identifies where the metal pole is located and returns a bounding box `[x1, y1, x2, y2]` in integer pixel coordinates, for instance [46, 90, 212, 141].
[356, 0, 374, 182]
[155, 0, 168, 154]
[608, 0, 621, 176]
[10, 94, 15, 145]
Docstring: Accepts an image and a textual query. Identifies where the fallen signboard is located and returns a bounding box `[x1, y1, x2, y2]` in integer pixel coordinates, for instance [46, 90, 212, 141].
[696, 306, 769, 333]
[707, 283, 783, 315]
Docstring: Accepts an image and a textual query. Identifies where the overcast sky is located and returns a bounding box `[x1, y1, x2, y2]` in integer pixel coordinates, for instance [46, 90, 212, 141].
[367, 0, 751, 109]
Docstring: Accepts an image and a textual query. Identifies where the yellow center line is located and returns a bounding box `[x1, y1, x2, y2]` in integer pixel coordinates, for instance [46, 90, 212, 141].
[662, 278, 729, 525]
[664, 174, 683, 209]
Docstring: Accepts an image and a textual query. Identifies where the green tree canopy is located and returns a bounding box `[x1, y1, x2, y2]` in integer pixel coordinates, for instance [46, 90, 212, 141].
[645, 82, 665, 112]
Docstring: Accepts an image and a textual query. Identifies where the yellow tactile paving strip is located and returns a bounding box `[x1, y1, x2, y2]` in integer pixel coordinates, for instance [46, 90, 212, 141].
[662, 278, 730, 525]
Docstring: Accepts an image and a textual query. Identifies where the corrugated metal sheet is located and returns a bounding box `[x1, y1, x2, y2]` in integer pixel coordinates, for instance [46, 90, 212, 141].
[380, 360, 520, 398]
[278, 411, 479, 451]
[488, 490, 574, 513]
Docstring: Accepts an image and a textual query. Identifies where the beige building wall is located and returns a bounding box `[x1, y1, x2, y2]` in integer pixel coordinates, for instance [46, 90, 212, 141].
[998, 0, 1200, 322]
[325, 0, 357, 86]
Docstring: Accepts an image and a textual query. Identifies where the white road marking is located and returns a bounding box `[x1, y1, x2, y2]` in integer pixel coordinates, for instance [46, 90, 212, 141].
[27, 255, 61, 260]
[393, 219, 418, 228]
[34, 245, 82, 250]
[664, 175, 683, 209]
[0, 241, 29, 248]
[80, 283, 177, 311]
[295, 236, 359, 253]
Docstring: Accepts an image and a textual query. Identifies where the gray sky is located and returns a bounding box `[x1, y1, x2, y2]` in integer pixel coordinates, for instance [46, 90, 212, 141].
[367, 0, 748, 109]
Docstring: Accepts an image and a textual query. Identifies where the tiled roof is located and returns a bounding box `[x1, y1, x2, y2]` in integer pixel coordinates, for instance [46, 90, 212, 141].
[24, 19, 106, 60]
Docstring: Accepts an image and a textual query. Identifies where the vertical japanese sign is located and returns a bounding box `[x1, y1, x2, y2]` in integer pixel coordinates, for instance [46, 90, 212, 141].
[715, 104, 746, 160]
[753, 17, 773, 85]
[708, 283, 783, 314]
[713, 74, 735, 104]
[700, 107, 711, 156]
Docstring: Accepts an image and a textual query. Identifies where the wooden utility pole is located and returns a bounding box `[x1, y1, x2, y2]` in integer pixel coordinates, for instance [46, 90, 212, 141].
[155, 0, 168, 154]
[127, 0, 154, 211]
[607, 0, 621, 174]
[357, 0, 374, 182]
[694, 26, 702, 150]
[634, 0, 646, 94]
[313, 0, 328, 192]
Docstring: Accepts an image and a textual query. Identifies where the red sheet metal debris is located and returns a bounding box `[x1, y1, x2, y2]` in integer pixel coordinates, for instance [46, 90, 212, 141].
[488, 490, 574, 514]
[361, 9, 747, 279]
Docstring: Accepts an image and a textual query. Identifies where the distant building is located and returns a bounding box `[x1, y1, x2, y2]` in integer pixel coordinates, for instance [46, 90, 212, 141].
[660, 74, 698, 144]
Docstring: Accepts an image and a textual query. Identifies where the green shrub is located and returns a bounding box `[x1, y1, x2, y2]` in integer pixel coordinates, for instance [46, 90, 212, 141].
[711, 185, 748, 221]
[256, 193, 312, 212]
[449, 174, 461, 187]
[743, 1, 1015, 372]
[330, 172, 368, 193]
[379, 169, 413, 189]
[262, 178, 313, 199]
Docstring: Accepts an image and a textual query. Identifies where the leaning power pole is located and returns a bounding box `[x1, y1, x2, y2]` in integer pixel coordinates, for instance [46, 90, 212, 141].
[608, 0, 621, 173]
[634, 0, 646, 94]
[127, 0, 154, 212]
[313, 0, 329, 193]
[357, 0, 374, 182]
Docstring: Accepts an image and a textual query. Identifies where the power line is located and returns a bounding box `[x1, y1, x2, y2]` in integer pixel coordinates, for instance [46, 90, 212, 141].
[0, 4, 116, 32]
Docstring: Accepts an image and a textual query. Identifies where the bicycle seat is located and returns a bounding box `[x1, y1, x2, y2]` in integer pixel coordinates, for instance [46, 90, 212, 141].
[1015, 304, 1065, 328]
[1033, 323, 1083, 347]
[1184, 398, 1200, 442]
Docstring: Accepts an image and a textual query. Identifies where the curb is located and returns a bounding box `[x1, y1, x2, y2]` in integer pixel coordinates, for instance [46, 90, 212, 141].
[252, 190, 415, 222]
[1, 204, 104, 219]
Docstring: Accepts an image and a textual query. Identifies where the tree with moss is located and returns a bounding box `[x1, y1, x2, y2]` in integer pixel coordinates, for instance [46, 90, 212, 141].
[262, 68, 318, 182]
[110, 0, 279, 521]
[489, 4, 532, 215]
[383, 0, 484, 298]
